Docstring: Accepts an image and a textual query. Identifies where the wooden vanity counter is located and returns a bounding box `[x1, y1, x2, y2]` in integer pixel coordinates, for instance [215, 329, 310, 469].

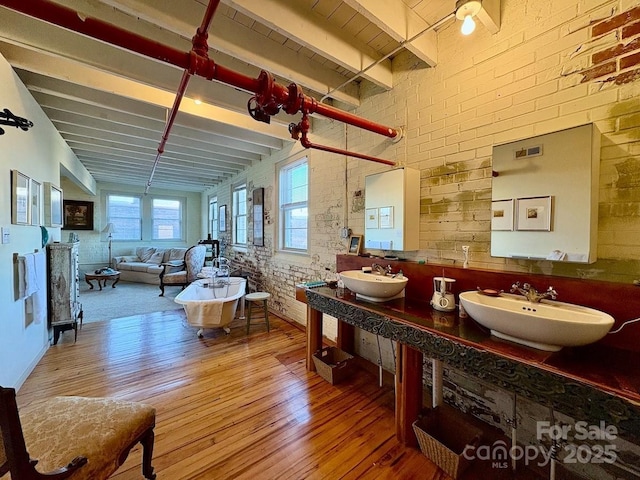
[299, 285, 640, 446]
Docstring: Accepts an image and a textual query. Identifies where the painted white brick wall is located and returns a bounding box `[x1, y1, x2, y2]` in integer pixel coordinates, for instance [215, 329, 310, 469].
[202, 0, 639, 336]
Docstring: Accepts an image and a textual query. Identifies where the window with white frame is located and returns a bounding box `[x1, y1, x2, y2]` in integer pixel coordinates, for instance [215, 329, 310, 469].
[233, 184, 247, 245]
[105, 193, 185, 241]
[278, 157, 308, 251]
[107, 194, 142, 240]
[208, 196, 218, 240]
[152, 198, 182, 240]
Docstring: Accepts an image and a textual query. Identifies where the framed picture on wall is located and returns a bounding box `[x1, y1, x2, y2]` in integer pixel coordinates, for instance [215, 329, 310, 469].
[11, 170, 30, 225]
[44, 182, 63, 227]
[347, 234, 362, 255]
[63, 199, 94, 230]
[253, 187, 264, 246]
[30, 179, 41, 226]
[219, 204, 227, 232]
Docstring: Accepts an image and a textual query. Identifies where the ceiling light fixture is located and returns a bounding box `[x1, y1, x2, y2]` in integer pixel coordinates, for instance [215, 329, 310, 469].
[455, 0, 482, 35]
[194, 99, 202, 105]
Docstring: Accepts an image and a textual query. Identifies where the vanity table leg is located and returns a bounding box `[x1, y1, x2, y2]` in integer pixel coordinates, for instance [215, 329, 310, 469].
[395, 343, 422, 447]
[306, 305, 323, 372]
[337, 322, 355, 354]
[432, 359, 443, 408]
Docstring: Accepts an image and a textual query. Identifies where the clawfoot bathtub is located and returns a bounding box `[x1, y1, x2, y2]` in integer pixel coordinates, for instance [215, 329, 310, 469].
[175, 277, 246, 337]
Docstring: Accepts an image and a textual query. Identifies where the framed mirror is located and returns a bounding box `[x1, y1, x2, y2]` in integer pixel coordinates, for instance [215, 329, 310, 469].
[491, 124, 599, 263]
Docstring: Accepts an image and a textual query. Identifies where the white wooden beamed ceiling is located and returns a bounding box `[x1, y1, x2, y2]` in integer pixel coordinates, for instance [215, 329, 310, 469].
[0, 0, 457, 192]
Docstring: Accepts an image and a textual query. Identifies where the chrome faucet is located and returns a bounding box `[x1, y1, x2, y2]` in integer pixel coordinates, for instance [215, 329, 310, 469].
[371, 263, 392, 276]
[510, 282, 557, 303]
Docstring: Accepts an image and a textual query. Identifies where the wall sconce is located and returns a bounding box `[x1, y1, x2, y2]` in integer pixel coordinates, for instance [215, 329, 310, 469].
[455, 0, 482, 35]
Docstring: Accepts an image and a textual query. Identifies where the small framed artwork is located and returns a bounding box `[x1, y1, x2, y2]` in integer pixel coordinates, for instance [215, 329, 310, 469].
[379, 206, 394, 229]
[365, 208, 378, 229]
[11, 170, 30, 225]
[44, 182, 63, 227]
[219, 204, 227, 232]
[253, 188, 264, 246]
[491, 199, 514, 231]
[347, 234, 363, 255]
[63, 199, 94, 230]
[30, 179, 41, 226]
[516, 196, 552, 231]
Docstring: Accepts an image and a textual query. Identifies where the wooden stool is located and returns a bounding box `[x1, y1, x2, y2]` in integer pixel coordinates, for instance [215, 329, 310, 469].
[245, 292, 270, 334]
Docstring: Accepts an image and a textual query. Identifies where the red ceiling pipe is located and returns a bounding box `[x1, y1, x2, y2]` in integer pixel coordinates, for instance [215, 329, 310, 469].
[0, 0, 400, 141]
[0, 0, 191, 74]
[290, 114, 396, 166]
[146, 0, 221, 192]
[301, 134, 396, 165]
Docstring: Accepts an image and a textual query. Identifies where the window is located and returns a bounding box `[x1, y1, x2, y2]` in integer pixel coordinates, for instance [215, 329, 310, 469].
[278, 157, 308, 251]
[152, 198, 182, 240]
[233, 184, 247, 245]
[105, 193, 185, 241]
[107, 194, 141, 240]
[208, 196, 218, 240]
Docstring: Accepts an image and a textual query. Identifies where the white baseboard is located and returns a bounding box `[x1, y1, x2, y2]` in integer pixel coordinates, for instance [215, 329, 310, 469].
[14, 343, 48, 392]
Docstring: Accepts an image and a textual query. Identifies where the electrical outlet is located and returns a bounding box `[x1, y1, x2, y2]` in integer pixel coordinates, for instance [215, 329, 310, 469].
[1, 227, 9, 244]
[340, 227, 352, 239]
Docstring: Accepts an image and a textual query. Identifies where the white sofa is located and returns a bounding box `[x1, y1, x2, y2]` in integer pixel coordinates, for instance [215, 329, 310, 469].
[113, 246, 187, 284]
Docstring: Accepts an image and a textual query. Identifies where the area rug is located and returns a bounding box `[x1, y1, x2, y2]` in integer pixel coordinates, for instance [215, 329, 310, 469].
[79, 281, 183, 323]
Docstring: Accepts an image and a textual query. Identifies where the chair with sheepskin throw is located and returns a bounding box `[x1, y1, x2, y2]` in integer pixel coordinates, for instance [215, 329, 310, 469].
[158, 244, 206, 296]
[0, 386, 156, 479]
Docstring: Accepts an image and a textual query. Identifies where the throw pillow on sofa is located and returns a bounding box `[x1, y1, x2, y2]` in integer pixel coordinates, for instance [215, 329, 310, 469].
[168, 248, 186, 261]
[148, 252, 164, 264]
[136, 247, 156, 263]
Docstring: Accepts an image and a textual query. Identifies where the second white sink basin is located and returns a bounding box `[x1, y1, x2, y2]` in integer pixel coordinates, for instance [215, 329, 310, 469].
[339, 270, 408, 302]
[459, 291, 614, 351]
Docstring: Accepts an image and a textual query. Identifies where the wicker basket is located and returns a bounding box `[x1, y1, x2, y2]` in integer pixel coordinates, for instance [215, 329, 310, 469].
[412, 408, 482, 479]
[312, 347, 355, 385]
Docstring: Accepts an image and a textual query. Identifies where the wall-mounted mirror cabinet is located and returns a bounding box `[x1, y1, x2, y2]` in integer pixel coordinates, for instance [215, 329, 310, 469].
[364, 167, 420, 251]
[491, 124, 600, 263]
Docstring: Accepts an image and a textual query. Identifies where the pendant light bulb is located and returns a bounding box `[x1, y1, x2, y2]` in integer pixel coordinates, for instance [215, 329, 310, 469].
[461, 14, 476, 35]
[455, 0, 482, 36]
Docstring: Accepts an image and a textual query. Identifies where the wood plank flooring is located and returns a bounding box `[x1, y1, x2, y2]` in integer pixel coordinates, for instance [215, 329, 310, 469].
[15, 310, 548, 479]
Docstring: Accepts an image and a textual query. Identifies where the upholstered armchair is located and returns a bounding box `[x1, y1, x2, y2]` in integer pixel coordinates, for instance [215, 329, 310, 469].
[158, 244, 206, 296]
[0, 386, 156, 480]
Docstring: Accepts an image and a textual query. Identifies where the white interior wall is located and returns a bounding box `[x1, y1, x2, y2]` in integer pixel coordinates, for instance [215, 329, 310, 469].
[0, 53, 93, 388]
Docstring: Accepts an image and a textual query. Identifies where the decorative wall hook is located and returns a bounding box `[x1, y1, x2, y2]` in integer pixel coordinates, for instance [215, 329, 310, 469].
[0, 108, 34, 135]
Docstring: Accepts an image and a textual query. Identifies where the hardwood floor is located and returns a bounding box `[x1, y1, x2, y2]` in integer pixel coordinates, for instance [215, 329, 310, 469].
[16, 310, 547, 479]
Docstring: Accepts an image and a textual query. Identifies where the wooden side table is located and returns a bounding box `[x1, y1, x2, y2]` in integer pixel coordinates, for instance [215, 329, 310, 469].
[85, 271, 120, 291]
